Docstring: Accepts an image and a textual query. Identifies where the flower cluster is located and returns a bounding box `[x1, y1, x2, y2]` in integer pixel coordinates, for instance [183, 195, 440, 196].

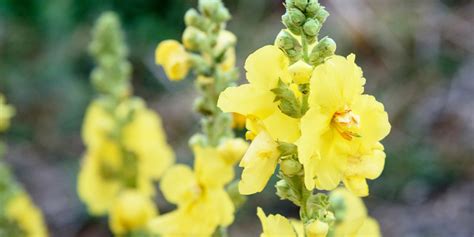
[0, 98, 48, 237]
[257, 188, 381, 237]
[77, 12, 174, 235]
[217, 0, 390, 235]
[149, 139, 247, 236]
[218, 0, 390, 198]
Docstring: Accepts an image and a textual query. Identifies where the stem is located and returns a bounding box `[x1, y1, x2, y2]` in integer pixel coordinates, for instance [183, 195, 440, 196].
[301, 33, 309, 63]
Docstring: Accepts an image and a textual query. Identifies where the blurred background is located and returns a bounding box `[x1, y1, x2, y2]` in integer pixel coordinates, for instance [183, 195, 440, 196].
[0, 0, 473, 236]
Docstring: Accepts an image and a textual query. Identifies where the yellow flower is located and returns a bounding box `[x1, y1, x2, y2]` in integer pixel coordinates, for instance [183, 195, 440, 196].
[297, 54, 390, 194]
[329, 188, 381, 237]
[217, 138, 249, 165]
[5, 193, 48, 237]
[109, 190, 157, 235]
[238, 131, 280, 195]
[257, 207, 299, 237]
[78, 99, 174, 215]
[149, 145, 235, 237]
[218, 45, 300, 143]
[306, 220, 329, 237]
[0, 94, 15, 132]
[155, 40, 190, 81]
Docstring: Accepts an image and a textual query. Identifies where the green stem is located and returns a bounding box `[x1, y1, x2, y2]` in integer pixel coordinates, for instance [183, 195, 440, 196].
[301, 33, 309, 63]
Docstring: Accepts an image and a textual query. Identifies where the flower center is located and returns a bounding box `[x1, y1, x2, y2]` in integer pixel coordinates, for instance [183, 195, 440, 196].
[332, 108, 361, 141]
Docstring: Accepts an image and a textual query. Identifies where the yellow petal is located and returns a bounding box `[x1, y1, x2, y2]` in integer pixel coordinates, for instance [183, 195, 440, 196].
[297, 108, 331, 189]
[194, 145, 234, 188]
[238, 131, 280, 195]
[345, 142, 385, 180]
[6, 193, 48, 237]
[245, 45, 291, 90]
[218, 138, 249, 165]
[82, 101, 114, 149]
[257, 207, 297, 237]
[330, 188, 368, 236]
[352, 217, 382, 237]
[155, 40, 189, 80]
[218, 84, 277, 119]
[310, 54, 365, 112]
[351, 94, 391, 145]
[155, 40, 182, 65]
[262, 110, 300, 143]
[343, 176, 369, 197]
[109, 190, 157, 235]
[160, 165, 199, 206]
[122, 105, 174, 179]
[289, 60, 313, 84]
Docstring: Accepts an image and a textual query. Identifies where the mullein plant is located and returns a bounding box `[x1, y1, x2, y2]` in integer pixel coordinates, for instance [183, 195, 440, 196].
[217, 0, 390, 236]
[151, 0, 249, 236]
[0, 94, 49, 237]
[77, 12, 174, 236]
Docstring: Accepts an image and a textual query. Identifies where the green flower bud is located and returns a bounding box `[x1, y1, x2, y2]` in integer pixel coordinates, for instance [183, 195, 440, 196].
[294, 0, 308, 11]
[213, 6, 231, 22]
[275, 179, 292, 200]
[198, 0, 220, 17]
[303, 19, 320, 37]
[309, 37, 336, 66]
[323, 211, 336, 225]
[182, 27, 206, 51]
[305, 1, 321, 18]
[185, 9, 200, 26]
[288, 8, 306, 26]
[282, 13, 301, 35]
[315, 7, 329, 24]
[285, 0, 295, 8]
[280, 159, 302, 177]
[275, 30, 298, 50]
[189, 133, 207, 147]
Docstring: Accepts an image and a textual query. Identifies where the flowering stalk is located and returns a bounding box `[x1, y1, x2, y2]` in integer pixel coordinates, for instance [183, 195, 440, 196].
[153, 0, 247, 236]
[78, 12, 174, 236]
[217, 0, 390, 236]
[0, 95, 48, 237]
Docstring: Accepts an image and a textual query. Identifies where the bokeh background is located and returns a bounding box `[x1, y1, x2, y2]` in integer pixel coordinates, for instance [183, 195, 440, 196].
[1, 0, 473, 236]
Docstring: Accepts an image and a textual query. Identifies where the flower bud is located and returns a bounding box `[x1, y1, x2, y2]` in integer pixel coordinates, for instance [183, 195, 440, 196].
[303, 19, 320, 37]
[309, 37, 336, 65]
[315, 7, 329, 24]
[305, 1, 321, 18]
[184, 9, 201, 27]
[198, 0, 219, 17]
[288, 8, 306, 26]
[182, 27, 206, 51]
[213, 6, 231, 22]
[282, 13, 302, 35]
[285, 0, 295, 8]
[280, 159, 302, 177]
[275, 179, 291, 200]
[275, 30, 298, 50]
[306, 220, 329, 237]
[294, 0, 308, 11]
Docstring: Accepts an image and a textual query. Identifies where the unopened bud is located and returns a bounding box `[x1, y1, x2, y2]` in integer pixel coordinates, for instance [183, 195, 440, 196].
[182, 27, 206, 51]
[275, 179, 291, 200]
[184, 9, 201, 27]
[305, 1, 321, 18]
[288, 8, 306, 26]
[323, 211, 336, 224]
[285, 0, 295, 8]
[303, 19, 320, 37]
[213, 6, 231, 22]
[280, 159, 302, 177]
[315, 7, 329, 24]
[282, 13, 301, 35]
[198, 0, 219, 17]
[309, 37, 336, 65]
[275, 30, 298, 50]
[306, 220, 329, 237]
[294, 0, 308, 11]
